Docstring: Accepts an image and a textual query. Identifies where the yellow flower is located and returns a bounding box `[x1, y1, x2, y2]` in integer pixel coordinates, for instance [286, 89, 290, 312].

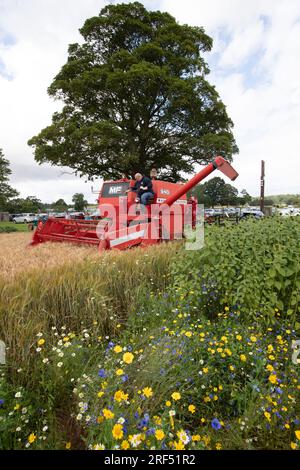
[268, 374, 278, 385]
[295, 430, 300, 440]
[224, 307, 230, 311]
[185, 331, 192, 338]
[123, 352, 134, 364]
[114, 390, 128, 402]
[155, 429, 165, 441]
[154, 416, 162, 425]
[250, 336, 257, 343]
[37, 338, 45, 346]
[202, 367, 209, 373]
[216, 443, 222, 450]
[171, 392, 181, 401]
[102, 408, 114, 420]
[229, 365, 235, 371]
[174, 440, 185, 450]
[65, 442, 71, 449]
[116, 369, 124, 376]
[28, 433, 36, 444]
[14, 404, 20, 410]
[97, 416, 104, 424]
[142, 387, 153, 398]
[121, 440, 130, 450]
[236, 335, 242, 341]
[266, 364, 274, 372]
[291, 442, 297, 450]
[63, 336, 69, 342]
[264, 412, 271, 422]
[240, 354, 247, 362]
[112, 424, 124, 440]
[165, 401, 171, 407]
[188, 404, 196, 414]
[192, 435, 201, 442]
[97, 391, 104, 398]
[114, 345, 122, 353]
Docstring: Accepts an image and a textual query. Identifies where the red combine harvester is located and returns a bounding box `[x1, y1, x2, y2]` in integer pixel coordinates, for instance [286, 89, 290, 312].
[31, 156, 238, 251]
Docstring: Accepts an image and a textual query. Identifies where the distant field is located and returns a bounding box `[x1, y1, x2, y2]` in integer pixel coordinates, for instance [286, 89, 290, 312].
[0, 221, 29, 232]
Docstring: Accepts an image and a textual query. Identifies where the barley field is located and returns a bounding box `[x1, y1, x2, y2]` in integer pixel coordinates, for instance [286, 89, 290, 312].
[0, 232, 99, 280]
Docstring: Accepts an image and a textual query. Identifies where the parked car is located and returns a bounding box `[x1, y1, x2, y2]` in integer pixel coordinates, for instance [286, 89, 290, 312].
[12, 213, 37, 224]
[240, 209, 264, 219]
[9, 213, 23, 222]
[204, 209, 215, 217]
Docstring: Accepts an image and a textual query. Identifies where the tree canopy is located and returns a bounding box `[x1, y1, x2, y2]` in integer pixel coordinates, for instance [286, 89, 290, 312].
[0, 148, 19, 210]
[193, 176, 239, 207]
[28, 2, 238, 182]
[72, 193, 88, 211]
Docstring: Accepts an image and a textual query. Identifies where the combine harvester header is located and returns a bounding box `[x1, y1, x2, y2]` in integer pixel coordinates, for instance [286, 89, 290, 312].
[31, 156, 238, 252]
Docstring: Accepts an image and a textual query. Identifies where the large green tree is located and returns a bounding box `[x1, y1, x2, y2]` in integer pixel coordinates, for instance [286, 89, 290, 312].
[72, 193, 88, 211]
[0, 148, 19, 210]
[194, 176, 238, 207]
[28, 2, 238, 181]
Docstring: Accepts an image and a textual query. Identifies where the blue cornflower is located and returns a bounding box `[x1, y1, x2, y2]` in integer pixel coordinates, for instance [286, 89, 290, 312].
[98, 369, 106, 378]
[0, 399, 4, 407]
[211, 418, 222, 430]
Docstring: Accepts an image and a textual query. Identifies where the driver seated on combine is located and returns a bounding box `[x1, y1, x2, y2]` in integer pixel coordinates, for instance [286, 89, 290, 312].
[126, 173, 154, 205]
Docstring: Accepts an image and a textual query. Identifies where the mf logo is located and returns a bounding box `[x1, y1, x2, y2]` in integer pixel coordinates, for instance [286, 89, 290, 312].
[292, 340, 300, 365]
[160, 189, 170, 195]
[109, 186, 122, 194]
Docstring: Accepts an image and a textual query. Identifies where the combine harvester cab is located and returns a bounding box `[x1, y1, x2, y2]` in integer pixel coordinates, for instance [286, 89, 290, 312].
[31, 156, 238, 252]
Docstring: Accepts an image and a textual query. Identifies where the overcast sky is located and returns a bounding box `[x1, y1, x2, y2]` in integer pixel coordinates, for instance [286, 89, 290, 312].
[0, 0, 299, 203]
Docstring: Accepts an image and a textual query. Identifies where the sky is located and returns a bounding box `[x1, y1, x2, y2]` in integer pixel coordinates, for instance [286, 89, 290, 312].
[0, 0, 299, 203]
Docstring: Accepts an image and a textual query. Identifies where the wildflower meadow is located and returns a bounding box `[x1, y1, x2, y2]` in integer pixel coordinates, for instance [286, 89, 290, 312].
[0, 217, 299, 450]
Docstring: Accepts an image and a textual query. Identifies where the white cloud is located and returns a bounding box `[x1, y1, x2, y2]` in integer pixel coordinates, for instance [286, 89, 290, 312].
[0, 0, 300, 202]
[161, 0, 300, 195]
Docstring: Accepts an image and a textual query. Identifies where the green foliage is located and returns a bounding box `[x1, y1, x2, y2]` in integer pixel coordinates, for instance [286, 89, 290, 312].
[72, 193, 87, 212]
[0, 148, 19, 211]
[0, 225, 18, 233]
[0, 222, 28, 232]
[172, 217, 300, 325]
[51, 198, 68, 212]
[193, 177, 238, 206]
[5, 196, 44, 214]
[28, 2, 238, 181]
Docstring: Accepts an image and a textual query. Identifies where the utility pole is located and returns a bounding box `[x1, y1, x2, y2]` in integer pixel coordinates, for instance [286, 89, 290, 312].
[260, 160, 265, 213]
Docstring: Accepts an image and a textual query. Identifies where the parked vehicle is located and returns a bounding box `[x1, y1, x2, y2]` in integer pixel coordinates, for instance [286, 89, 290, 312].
[9, 213, 23, 222]
[13, 213, 37, 224]
[240, 209, 264, 219]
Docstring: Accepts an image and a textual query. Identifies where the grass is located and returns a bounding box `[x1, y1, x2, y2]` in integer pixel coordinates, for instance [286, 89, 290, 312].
[0, 221, 29, 232]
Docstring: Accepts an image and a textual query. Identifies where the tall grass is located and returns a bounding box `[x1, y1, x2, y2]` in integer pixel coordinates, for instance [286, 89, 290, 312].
[0, 237, 180, 383]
